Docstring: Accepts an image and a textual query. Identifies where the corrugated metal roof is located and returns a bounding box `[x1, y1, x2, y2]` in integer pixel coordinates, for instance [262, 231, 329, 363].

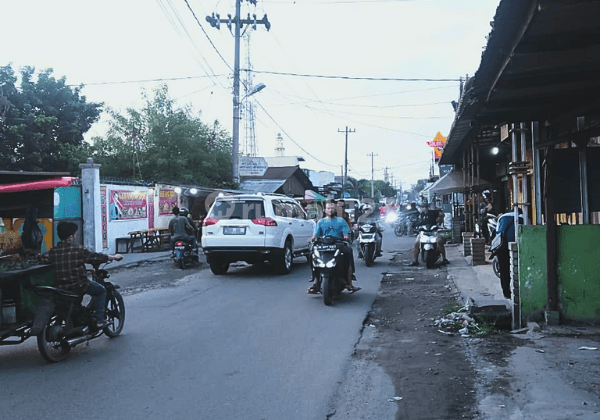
[441, 0, 600, 164]
[239, 179, 287, 193]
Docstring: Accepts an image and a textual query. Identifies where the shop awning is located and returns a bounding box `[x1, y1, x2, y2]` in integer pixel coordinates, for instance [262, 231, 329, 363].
[428, 170, 490, 195]
[304, 190, 326, 201]
[0, 177, 76, 193]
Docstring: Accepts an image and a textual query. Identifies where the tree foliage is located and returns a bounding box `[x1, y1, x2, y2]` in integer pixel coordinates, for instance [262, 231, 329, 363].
[91, 85, 233, 187]
[346, 177, 396, 200]
[0, 64, 102, 171]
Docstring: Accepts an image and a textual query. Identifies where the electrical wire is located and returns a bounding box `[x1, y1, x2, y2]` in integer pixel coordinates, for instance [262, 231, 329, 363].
[254, 100, 339, 167]
[156, 0, 226, 89]
[183, 0, 233, 71]
[66, 74, 227, 87]
[246, 69, 461, 82]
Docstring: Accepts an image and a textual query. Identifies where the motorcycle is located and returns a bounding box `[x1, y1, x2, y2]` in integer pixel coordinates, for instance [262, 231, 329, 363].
[172, 240, 199, 269]
[31, 260, 125, 363]
[394, 209, 419, 237]
[358, 220, 382, 267]
[418, 224, 442, 268]
[310, 236, 347, 306]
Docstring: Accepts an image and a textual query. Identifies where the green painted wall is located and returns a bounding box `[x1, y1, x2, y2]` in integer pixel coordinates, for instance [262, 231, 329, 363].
[518, 225, 600, 321]
[518, 226, 548, 317]
[557, 225, 600, 319]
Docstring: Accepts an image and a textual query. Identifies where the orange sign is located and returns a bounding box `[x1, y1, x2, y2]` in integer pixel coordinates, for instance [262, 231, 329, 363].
[427, 132, 447, 148]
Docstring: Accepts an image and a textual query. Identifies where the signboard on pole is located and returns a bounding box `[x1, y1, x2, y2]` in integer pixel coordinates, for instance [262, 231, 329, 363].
[426, 132, 447, 162]
[239, 157, 268, 177]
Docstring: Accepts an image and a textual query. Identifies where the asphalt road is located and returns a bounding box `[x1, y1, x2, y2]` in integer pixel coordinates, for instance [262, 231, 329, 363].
[0, 231, 399, 420]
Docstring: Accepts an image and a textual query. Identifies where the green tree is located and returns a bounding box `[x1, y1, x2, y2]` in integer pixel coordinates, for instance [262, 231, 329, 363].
[91, 85, 233, 187]
[412, 178, 429, 194]
[0, 64, 102, 171]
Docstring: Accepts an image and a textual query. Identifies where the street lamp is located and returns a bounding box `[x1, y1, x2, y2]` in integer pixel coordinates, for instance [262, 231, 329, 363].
[232, 82, 266, 184]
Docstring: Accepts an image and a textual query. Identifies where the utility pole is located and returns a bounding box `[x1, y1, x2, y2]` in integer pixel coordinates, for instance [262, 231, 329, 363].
[206, 1, 271, 184]
[338, 126, 355, 196]
[367, 152, 378, 198]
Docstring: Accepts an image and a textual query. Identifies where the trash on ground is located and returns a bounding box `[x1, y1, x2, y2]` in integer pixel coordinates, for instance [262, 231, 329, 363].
[578, 346, 598, 351]
[535, 349, 545, 353]
[388, 396, 403, 402]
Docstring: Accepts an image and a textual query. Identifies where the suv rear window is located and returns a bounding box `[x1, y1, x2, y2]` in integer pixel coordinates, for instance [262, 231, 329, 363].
[209, 199, 265, 220]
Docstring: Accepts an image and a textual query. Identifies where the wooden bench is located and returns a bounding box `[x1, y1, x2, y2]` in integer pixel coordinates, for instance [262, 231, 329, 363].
[115, 237, 132, 253]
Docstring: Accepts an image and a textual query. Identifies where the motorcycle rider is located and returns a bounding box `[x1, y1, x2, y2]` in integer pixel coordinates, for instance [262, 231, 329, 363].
[48, 221, 123, 329]
[478, 190, 494, 244]
[409, 197, 449, 266]
[168, 206, 199, 255]
[357, 202, 383, 258]
[308, 200, 360, 294]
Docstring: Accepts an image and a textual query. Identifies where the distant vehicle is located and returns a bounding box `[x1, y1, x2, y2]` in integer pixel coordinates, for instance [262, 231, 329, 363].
[202, 193, 315, 275]
[342, 198, 361, 223]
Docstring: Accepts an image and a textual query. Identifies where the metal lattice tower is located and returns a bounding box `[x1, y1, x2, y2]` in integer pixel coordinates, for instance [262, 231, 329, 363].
[242, 32, 258, 157]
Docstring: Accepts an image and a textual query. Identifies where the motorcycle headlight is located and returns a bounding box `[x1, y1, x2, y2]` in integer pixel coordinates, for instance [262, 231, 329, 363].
[385, 213, 397, 223]
[312, 257, 324, 267]
[325, 259, 337, 268]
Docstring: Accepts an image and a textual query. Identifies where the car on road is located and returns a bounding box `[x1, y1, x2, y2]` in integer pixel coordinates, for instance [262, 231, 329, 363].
[201, 193, 316, 275]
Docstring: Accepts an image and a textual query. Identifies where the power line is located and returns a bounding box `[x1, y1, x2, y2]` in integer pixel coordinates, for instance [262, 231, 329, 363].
[66, 74, 227, 87]
[245, 69, 461, 82]
[156, 0, 226, 89]
[183, 0, 233, 71]
[254, 100, 338, 167]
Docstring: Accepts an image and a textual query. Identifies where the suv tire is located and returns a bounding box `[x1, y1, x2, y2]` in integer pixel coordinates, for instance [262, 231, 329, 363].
[275, 241, 293, 275]
[209, 259, 230, 275]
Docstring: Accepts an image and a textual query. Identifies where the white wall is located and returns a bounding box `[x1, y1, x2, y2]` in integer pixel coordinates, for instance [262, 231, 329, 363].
[104, 184, 150, 253]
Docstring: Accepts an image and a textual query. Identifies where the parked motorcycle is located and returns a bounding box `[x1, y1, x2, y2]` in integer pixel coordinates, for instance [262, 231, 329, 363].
[32, 260, 125, 363]
[310, 236, 347, 306]
[172, 240, 199, 269]
[418, 224, 441, 268]
[358, 221, 382, 267]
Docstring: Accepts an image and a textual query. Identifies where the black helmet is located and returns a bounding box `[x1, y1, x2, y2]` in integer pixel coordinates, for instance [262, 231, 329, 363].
[180, 207, 189, 217]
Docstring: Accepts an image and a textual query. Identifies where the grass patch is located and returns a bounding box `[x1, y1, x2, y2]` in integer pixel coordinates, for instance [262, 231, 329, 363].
[469, 321, 504, 337]
[442, 300, 464, 316]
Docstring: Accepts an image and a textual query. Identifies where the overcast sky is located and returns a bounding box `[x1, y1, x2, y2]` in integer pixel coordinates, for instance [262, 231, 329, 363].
[2, 0, 500, 188]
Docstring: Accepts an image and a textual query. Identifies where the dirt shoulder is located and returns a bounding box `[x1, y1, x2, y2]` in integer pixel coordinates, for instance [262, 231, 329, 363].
[331, 256, 479, 419]
[332, 250, 600, 419]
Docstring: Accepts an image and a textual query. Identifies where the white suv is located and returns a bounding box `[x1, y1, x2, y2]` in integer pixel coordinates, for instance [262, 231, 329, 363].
[201, 193, 316, 275]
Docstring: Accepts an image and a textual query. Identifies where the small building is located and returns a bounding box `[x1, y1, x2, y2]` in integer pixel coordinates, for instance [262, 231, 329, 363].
[240, 166, 315, 197]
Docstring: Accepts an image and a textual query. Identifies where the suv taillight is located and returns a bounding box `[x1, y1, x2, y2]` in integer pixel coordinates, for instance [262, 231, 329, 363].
[203, 218, 218, 226]
[252, 217, 278, 226]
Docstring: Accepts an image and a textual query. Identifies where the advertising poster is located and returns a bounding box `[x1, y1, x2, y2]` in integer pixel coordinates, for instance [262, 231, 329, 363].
[159, 189, 178, 215]
[100, 186, 108, 248]
[109, 190, 147, 221]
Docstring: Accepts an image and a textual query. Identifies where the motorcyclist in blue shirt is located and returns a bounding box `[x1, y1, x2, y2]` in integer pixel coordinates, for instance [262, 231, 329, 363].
[308, 200, 360, 294]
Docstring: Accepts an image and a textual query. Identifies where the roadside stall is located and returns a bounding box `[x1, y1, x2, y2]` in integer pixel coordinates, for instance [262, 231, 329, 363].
[0, 171, 79, 338]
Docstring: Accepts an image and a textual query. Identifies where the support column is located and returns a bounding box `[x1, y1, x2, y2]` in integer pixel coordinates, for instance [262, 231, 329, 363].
[79, 158, 102, 252]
